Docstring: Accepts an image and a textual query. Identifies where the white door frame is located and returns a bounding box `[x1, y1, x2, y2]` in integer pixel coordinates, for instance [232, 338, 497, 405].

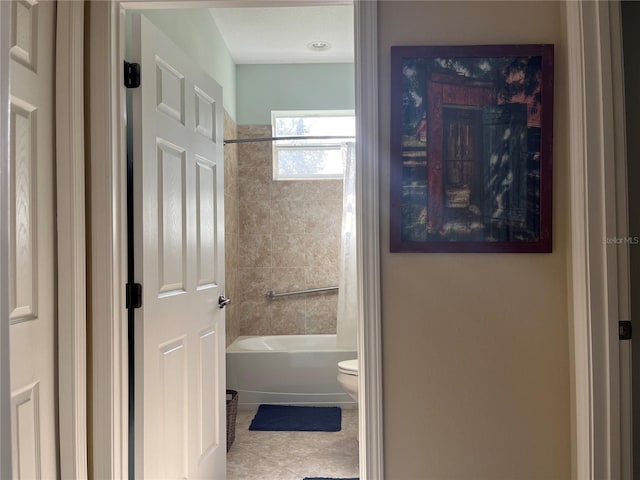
[86, 2, 129, 477]
[354, 2, 384, 478]
[565, 1, 632, 479]
[87, 1, 383, 478]
[55, 3, 88, 479]
[0, 2, 88, 478]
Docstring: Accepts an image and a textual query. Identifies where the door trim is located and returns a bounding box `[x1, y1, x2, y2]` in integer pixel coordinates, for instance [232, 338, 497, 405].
[0, 1, 81, 475]
[0, 2, 12, 477]
[565, 1, 631, 478]
[87, 1, 383, 478]
[354, 2, 384, 478]
[86, 2, 129, 478]
[55, 3, 88, 478]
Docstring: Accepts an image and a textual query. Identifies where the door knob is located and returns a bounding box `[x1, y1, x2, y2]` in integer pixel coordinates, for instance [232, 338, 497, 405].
[218, 295, 231, 309]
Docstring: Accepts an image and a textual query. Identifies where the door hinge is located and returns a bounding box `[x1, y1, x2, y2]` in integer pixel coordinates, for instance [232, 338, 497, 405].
[619, 320, 632, 340]
[126, 283, 142, 309]
[124, 61, 141, 89]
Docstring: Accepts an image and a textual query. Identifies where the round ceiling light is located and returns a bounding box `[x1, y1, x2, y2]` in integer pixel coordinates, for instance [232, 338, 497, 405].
[307, 41, 331, 52]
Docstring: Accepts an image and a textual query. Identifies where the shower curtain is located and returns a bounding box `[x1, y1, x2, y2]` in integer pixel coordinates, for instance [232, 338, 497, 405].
[336, 142, 358, 350]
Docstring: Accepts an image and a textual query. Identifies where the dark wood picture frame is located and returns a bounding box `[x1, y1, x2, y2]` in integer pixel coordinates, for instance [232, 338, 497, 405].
[390, 44, 554, 253]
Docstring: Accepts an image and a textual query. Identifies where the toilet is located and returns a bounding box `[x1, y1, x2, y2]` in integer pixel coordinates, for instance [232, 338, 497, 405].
[337, 359, 359, 402]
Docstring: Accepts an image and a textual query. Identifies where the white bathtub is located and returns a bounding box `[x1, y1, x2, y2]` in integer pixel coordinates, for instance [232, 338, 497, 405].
[226, 334, 357, 409]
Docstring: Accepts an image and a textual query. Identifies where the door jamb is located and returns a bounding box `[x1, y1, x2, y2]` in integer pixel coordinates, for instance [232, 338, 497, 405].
[354, 2, 384, 478]
[565, 1, 632, 478]
[56, 3, 88, 478]
[87, 2, 129, 478]
[87, 1, 384, 478]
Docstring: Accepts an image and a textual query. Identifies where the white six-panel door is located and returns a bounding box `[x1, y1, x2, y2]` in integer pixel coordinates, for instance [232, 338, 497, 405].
[9, 0, 58, 478]
[131, 14, 226, 479]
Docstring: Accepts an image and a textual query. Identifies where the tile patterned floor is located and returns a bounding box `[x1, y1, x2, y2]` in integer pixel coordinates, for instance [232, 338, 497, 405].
[227, 408, 359, 480]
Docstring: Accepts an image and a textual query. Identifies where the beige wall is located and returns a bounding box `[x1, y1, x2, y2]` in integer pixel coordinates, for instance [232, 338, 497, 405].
[378, 2, 571, 479]
[235, 125, 343, 337]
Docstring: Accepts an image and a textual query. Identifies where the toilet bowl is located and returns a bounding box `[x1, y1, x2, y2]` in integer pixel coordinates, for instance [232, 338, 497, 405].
[337, 359, 358, 402]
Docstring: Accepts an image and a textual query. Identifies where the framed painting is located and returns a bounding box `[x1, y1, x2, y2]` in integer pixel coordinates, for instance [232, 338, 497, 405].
[390, 44, 554, 253]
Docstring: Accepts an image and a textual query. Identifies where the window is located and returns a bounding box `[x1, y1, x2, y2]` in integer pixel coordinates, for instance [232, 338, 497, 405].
[272, 110, 355, 180]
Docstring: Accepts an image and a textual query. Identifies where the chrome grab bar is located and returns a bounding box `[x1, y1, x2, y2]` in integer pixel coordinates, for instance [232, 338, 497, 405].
[266, 286, 338, 300]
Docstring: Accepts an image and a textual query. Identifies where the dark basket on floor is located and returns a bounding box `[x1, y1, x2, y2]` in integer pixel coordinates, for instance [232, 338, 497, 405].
[226, 389, 238, 452]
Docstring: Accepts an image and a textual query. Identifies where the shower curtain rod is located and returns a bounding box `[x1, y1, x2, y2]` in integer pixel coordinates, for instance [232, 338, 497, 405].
[223, 135, 354, 145]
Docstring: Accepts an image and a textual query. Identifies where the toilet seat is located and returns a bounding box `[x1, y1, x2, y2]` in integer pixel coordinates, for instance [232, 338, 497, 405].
[338, 359, 358, 376]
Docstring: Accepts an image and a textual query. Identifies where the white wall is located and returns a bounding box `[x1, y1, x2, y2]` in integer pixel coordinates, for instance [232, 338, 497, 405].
[378, 2, 571, 478]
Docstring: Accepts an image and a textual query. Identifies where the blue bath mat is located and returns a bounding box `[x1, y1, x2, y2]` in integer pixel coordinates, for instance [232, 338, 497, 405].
[249, 404, 341, 432]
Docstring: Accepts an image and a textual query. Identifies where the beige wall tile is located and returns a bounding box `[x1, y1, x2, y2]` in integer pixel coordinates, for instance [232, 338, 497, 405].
[240, 125, 272, 137]
[304, 179, 344, 202]
[268, 297, 307, 334]
[224, 164, 238, 205]
[224, 111, 240, 346]
[235, 124, 344, 336]
[239, 234, 273, 267]
[271, 180, 305, 202]
[271, 197, 306, 234]
[239, 267, 271, 301]
[272, 234, 307, 267]
[305, 265, 340, 288]
[226, 230, 239, 265]
[239, 202, 271, 235]
[238, 141, 273, 170]
[305, 296, 339, 334]
[271, 267, 306, 293]
[304, 196, 343, 235]
[237, 125, 273, 170]
[224, 197, 239, 238]
[239, 166, 272, 205]
[239, 299, 270, 336]
[305, 234, 340, 268]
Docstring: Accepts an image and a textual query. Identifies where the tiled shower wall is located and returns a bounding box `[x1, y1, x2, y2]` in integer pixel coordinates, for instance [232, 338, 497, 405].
[224, 112, 240, 347]
[235, 125, 343, 337]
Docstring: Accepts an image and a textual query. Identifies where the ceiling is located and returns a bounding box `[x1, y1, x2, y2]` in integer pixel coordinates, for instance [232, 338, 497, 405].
[208, 5, 354, 64]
